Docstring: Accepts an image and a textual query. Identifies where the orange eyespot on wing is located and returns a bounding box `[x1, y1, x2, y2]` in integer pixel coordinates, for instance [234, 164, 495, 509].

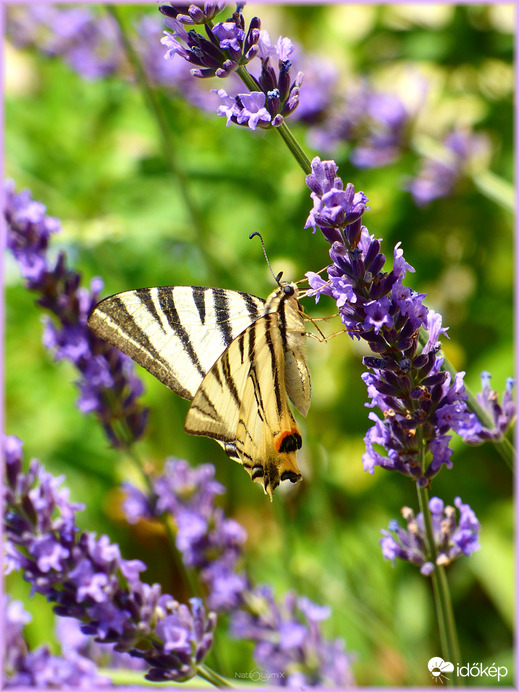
[275, 428, 302, 453]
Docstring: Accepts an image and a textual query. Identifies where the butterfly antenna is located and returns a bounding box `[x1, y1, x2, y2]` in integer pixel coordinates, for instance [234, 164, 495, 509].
[249, 232, 283, 285]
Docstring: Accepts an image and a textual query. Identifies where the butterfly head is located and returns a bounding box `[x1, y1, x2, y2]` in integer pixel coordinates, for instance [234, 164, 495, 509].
[281, 282, 296, 297]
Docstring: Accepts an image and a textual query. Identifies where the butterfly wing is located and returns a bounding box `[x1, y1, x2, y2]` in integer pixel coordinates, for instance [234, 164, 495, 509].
[185, 312, 302, 500]
[88, 286, 265, 399]
[89, 282, 310, 499]
[276, 290, 312, 417]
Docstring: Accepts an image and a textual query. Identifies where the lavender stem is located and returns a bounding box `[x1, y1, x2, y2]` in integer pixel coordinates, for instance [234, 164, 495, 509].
[417, 482, 461, 679]
[198, 664, 233, 688]
[275, 120, 312, 175]
[234, 64, 312, 175]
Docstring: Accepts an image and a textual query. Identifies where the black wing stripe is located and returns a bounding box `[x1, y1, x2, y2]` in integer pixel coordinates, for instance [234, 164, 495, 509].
[102, 297, 170, 369]
[137, 288, 167, 334]
[197, 387, 222, 421]
[213, 290, 234, 347]
[249, 366, 266, 423]
[191, 286, 208, 325]
[278, 294, 288, 350]
[242, 291, 265, 320]
[158, 289, 205, 379]
[245, 320, 267, 421]
[238, 330, 245, 365]
[212, 363, 223, 387]
[247, 315, 256, 364]
[238, 418, 255, 442]
[221, 351, 241, 409]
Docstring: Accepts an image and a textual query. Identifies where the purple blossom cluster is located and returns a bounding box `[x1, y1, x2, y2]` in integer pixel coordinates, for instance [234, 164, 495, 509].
[5, 5, 214, 110]
[121, 459, 354, 686]
[308, 82, 412, 169]
[123, 459, 249, 612]
[4, 597, 111, 688]
[55, 616, 147, 673]
[380, 497, 481, 575]
[3, 435, 216, 683]
[4, 180, 148, 448]
[231, 587, 355, 687]
[160, 3, 303, 130]
[6, 5, 123, 80]
[463, 372, 516, 444]
[406, 129, 491, 206]
[302, 157, 511, 487]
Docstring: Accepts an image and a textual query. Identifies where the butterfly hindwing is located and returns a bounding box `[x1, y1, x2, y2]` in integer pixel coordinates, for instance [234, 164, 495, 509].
[185, 311, 303, 499]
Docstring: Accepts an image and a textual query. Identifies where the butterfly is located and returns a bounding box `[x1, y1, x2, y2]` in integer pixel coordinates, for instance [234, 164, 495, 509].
[88, 279, 311, 499]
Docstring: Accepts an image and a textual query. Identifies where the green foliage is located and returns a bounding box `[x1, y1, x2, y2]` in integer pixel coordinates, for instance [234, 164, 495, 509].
[5, 3, 513, 686]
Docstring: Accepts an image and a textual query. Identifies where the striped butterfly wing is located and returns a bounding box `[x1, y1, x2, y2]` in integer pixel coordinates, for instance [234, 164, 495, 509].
[88, 286, 265, 399]
[185, 311, 303, 500]
[89, 282, 311, 498]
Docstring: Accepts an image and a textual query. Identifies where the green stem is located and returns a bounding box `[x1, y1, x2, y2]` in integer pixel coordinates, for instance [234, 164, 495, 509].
[436, 564, 462, 666]
[197, 664, 233, 688]
[235, 66, 312, 175]
[106, 6, 209, 248]
[236, 65, 260, 93]
[275, 121, 313, 175]
[417, 482, 461, 682]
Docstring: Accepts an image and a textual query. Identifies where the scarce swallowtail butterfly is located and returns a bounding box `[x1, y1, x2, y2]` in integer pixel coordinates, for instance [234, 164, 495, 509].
[88, 279, 311, 499]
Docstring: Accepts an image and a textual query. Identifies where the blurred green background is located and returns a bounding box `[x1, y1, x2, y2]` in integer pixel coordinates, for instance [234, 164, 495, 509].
[5, 3, 514, 686]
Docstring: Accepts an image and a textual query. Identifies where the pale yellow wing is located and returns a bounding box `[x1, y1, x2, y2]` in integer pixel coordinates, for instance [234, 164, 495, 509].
[88, 286, 265, 399]
[185, 312, 303, 499]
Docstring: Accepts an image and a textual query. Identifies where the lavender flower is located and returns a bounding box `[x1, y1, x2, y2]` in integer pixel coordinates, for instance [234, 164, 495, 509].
[4, 596, 112, 688]
[122, 459, 249, 612]
[213, 88, 272, 130]
[6, 5, 123, 80]
[4, 435, 216, 683]
[56, 616, 147, 672]
[6, 6, 218, 112]
[406, 129, 491, 206]
[380, 497, 481, 575]
[462, 372, 516, 444]
[160, 3, 304, 129]
[160, 3, 257, 79]
[308, 82, 411, 168]
[231, 586, 355, 687]
[121, 458, 355, 685]
[5, 181, 148, 448]
[305, 157, 483, 487]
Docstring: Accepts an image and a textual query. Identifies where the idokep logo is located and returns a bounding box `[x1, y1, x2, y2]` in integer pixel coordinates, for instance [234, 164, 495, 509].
[428, 657, 454, 683]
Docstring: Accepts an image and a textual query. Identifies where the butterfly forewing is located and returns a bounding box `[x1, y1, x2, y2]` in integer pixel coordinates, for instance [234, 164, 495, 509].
[88, 286, 265, 399]
[88, 282, 311, 498]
